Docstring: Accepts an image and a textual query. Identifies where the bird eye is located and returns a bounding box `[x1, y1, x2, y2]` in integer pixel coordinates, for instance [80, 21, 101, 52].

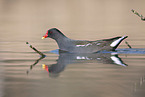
[50, 31, 53, 34]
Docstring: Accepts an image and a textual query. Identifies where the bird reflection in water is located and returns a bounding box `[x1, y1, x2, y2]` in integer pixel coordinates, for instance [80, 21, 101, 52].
[27, 50, 127, 78]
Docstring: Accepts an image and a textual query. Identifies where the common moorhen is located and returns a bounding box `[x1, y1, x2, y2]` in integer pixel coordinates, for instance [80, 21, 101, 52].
[42, 28, 128, 53]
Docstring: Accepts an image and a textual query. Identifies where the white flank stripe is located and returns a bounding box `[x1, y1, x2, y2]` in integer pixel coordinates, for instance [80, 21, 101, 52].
[76, 45, 86, 47]
[76, 43, 92, 47]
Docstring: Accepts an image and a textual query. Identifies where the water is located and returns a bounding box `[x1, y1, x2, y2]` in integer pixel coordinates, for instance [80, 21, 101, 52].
[1, 0, 145, 97]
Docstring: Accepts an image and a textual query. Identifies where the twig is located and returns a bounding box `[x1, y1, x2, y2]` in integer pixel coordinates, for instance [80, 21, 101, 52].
[26, 56, 45, 74]
[131, 9, 145, 21]
[26, 42, 46, 57]
[26, 42, 46, 74]
[125, 41, 132, 48]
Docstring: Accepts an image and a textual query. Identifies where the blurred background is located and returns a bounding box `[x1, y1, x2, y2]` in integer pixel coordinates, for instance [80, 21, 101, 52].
[0, 0, 145, 41]
[0, 0, 145, 97]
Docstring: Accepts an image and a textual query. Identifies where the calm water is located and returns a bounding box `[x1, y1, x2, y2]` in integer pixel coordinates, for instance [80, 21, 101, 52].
[1, 0, 145, 97]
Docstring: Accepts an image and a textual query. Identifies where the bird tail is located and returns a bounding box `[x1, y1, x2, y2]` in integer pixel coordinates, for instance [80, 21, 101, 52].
[110, 36, 128, 50]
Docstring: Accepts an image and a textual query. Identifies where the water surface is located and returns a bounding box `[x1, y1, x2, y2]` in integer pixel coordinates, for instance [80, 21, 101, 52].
[0, 0, 145, 97]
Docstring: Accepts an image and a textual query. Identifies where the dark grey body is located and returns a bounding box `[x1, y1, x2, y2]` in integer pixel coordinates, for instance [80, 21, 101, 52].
[57, 37, 125, 53]
[43, 28, 128, 53]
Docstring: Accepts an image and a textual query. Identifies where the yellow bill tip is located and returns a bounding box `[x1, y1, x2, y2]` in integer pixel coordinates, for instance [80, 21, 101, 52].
[41, 37, 45, 39]
[42, 64, 46, 69]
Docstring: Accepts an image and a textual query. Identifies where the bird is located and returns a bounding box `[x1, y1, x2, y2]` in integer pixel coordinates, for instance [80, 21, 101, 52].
[42, 28, 128, 53]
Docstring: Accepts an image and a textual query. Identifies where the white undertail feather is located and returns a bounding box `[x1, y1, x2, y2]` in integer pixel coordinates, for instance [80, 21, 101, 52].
[111, 56, 127, 67]
[110, 36, 126, 47]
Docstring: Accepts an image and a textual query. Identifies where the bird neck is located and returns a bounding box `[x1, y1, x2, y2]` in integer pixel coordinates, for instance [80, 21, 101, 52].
[55, 36, 71, 51]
